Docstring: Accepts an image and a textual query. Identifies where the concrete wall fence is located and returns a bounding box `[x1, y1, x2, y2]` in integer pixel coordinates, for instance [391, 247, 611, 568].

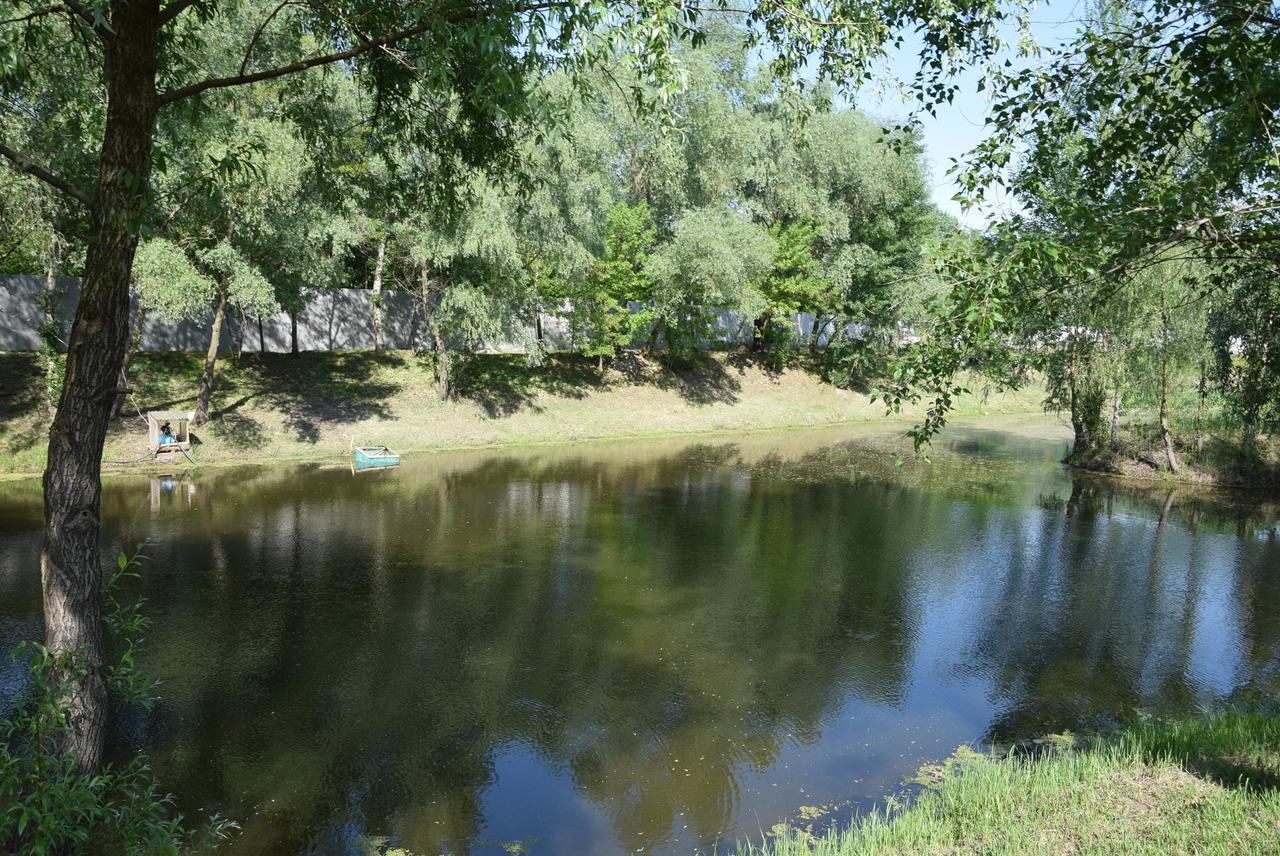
[1, 275, 839, 355]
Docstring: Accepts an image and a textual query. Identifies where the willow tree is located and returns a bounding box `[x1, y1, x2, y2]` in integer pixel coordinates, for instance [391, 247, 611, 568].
[1, 0, 1024, 773]
[879, 0, 1280, 449]
[130, 236, 271, 424]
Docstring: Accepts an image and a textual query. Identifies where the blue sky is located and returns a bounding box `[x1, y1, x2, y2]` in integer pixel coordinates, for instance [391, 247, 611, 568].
[850, 0, 1088, 226]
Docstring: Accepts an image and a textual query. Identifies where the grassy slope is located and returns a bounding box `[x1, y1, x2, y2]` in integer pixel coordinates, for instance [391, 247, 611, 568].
[0, 350, 1046, 476]
[747, 713, 1280, 855]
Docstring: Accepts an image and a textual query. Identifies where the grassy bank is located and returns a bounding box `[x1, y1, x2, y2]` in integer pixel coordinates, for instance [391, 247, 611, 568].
[0, 350, 1047, 476]
[748, 712, 1280, 855]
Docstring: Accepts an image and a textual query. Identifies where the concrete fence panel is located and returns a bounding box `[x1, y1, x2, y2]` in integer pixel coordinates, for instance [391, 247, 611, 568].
[3, 276, 858, 355]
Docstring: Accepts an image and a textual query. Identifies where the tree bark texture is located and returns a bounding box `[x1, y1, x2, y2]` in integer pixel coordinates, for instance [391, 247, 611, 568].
[41, 0, 160, 774]
[42, 229, 61, 415]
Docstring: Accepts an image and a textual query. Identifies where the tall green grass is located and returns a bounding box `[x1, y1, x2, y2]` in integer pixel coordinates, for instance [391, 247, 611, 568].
[741, 713, 1280, 855]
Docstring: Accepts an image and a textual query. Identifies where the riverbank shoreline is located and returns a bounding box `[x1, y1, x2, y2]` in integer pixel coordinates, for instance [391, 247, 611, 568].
[1062, 422, 1280, 490]
[748, 711, 1280, 855]
[0, 350, 1049, 480]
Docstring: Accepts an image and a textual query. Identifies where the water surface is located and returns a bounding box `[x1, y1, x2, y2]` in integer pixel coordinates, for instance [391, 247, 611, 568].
[1, 417, 1277, 854]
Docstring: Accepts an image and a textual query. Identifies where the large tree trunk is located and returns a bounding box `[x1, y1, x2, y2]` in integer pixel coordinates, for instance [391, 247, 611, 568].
[432, 326, 450, 400]
[290, 309, 299, 354]
[808, 314, 828, 355]
[41, 1, 160, 775]
[643, 321, 661, 356]
[110, 303, 147, 419]
[194, 286, 228, 425]
[371, 237, 385, 352]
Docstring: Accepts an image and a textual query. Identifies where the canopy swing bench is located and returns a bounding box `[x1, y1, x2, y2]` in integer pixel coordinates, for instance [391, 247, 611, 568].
[145, 411, 193, 456]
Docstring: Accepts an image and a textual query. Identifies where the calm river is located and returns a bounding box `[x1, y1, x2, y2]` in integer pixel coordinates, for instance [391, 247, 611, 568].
[1, 417, 1277, 854]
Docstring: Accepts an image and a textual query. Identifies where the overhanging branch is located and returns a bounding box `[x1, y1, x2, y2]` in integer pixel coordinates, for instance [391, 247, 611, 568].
[0, 4, 62, 26]
[0, 141, 92, 207]
[61, 0, 108, 36]
[158, 0, 571, 106]
[158, 0, 203, 26]
[158, 19, 444, 105]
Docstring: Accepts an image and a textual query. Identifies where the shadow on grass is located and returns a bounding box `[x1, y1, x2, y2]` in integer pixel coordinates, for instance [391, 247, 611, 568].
[122, 351, 403, 445]
[0, 353, 46, 457]
[247, 351, 401, 443]
[1180, 753, 1280, 793]
[1197, 434, 1280, 487]
[455, 350, 766, 414]
[214, 411, 268, 450]
[649, 351, 743, 405]
[1132, 711, 1280, 794]
[454, 353, 611, 417]
[104, 346, 826, 441]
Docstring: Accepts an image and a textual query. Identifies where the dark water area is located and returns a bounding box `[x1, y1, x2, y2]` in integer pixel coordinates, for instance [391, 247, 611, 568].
[1, 418, 1277, 854]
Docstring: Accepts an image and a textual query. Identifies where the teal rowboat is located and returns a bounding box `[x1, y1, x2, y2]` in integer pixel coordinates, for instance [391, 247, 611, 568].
[353, 445, 401, 470]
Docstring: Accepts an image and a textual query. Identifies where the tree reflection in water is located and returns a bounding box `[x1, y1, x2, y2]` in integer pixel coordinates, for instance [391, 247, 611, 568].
[0, 423, 1275, 854]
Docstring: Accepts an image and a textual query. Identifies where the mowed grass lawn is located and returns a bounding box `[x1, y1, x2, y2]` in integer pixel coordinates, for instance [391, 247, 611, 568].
[745, 712, 1280, 855]
[0, 349, 1047, 475]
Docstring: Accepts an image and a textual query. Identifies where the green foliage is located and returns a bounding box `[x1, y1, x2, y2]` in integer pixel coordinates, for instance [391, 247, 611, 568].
[133, 239, 216, 322]
[961, 1, 1280, 268]
[198, 241, 276, 316]
[567, 202, 657, 358]
[647, 207, 772, 352]
[761, 220, 826, 318]
[0, 547, 238, 853]
[33, 284, 65, 411]
[1208, 273, 1280, 438]
[887, 2, 1280, 455]
[757, 318, 801, 373]
[0, 177, 52, 275]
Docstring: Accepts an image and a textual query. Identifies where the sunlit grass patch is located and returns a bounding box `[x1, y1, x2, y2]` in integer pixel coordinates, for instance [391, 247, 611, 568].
[744, 712, 1280, 855]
